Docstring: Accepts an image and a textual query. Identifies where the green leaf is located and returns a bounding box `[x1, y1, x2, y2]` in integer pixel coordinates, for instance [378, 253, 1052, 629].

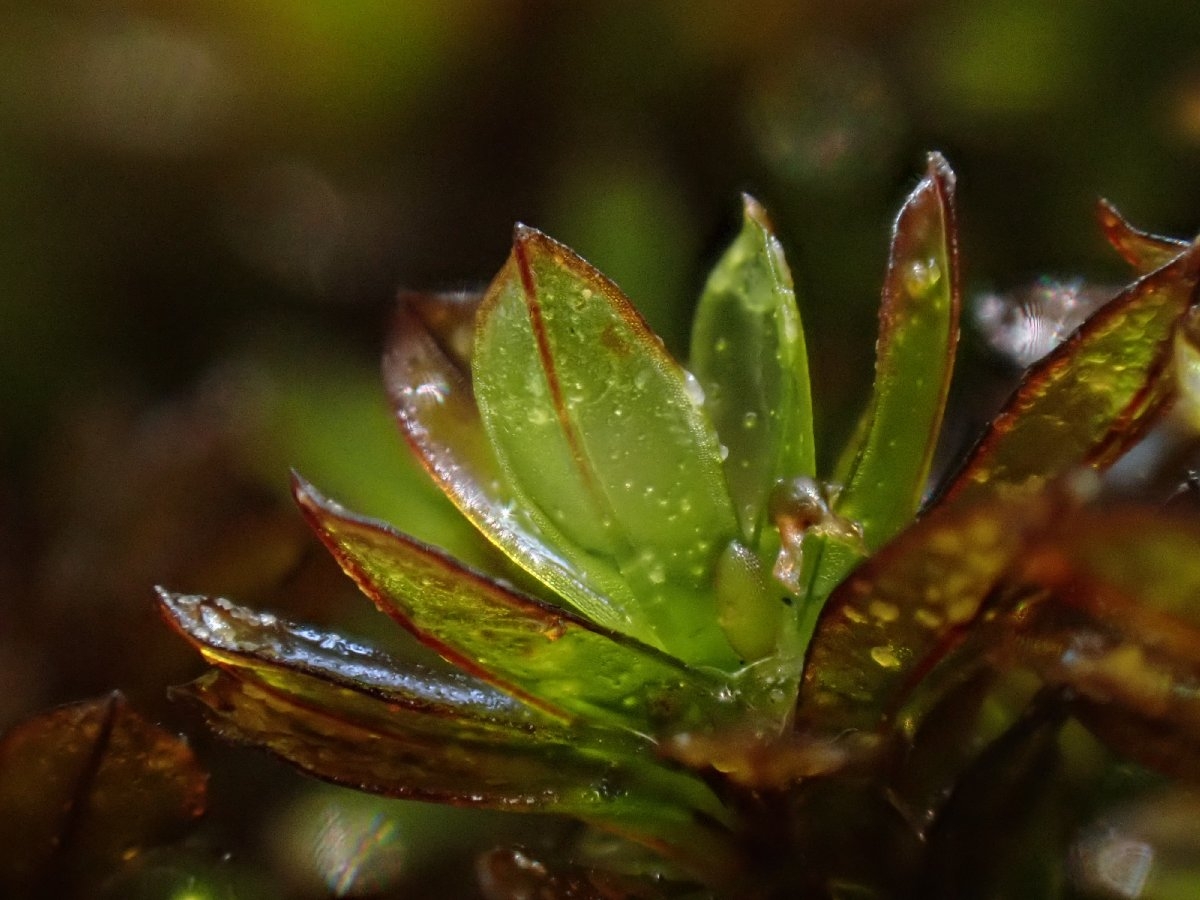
[832, 153, 960, 548]
[385, 291, 617, 621]
[690, 194, 816, 547]
[1097, 199, 1189, 274]
[799, 153, 960, 613]
[175, 670, 741, 881]
[157, 589, 570, 747]
[292, 475, 737, 735]
[160, 590, 741, 881]
[472, 225, 741, 667]
[0, 693, 207, 896]
[796, 487, 1059, 737]
[941, 239, 1200, 506]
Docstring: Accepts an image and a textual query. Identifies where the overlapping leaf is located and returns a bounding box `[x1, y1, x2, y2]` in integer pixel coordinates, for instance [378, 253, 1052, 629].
[158, 592, 734, 851]
[797, 487, 1060, 737]
[293, 475, 737, 735]
[690, 194, 816, 547]
[0, 693, 207, 896]
[385, 291, 627, 630]
[1000, 508, 1200, 780]
[803, 154, 960, 607]
[472, 226, 741, 668]
[941, 238, 1200, 505]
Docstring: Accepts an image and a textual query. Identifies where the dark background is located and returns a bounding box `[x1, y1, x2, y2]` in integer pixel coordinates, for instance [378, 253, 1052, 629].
[2, 1, 1200, 895]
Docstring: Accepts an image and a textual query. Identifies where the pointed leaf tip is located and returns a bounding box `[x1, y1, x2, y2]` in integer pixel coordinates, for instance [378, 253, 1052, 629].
[1094, 198, 1190, 273]
[475, 222, 744, 667]
[926, 151, 956, 191]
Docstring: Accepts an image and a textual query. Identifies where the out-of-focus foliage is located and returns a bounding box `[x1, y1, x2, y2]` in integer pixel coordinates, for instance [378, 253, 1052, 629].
[0, 693, 207, 896]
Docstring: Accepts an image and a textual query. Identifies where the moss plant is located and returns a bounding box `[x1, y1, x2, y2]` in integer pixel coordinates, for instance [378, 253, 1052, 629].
[160, 155, 1200, 897]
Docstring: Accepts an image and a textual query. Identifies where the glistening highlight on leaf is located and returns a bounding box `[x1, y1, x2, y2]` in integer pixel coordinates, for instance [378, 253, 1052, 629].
[160, 155, 1200, 897]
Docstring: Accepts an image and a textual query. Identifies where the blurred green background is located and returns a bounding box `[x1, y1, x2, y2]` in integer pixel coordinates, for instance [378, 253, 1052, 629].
[2, 0, 1200, 895]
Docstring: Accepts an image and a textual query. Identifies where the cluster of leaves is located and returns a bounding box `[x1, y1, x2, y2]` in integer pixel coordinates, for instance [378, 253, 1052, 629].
[155, 155, 1200, 897]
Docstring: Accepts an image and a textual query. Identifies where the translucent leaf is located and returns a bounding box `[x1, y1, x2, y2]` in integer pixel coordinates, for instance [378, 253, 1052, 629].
[802, 154, 960, 606]
[941, 240, 1200, 506]
[690, 194, 816, 546]
[472, 225, 741, 667]
[385, 292, 623, 628]
[1097, 199, 1190, 274]
[1001, 508, 1200, 780]
[0, 693, 207, 896]
[796, 488, 1059, 737]
[175, 670, 740, 879]
[832, 153, 959, 548]
[157, 589, 568, 747]
[293, 476, 737, 735]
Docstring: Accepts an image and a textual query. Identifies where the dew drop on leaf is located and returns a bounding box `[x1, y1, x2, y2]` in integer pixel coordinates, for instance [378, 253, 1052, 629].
[904, 258, 942, 297]
[869, 646, 902, 669]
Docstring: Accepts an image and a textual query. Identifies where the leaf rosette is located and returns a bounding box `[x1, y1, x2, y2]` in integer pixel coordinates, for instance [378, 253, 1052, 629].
[161, 158, 1200, 896]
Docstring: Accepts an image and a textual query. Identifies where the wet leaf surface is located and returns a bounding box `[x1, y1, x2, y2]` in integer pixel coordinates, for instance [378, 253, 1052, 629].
[473, 225, 741, 668]
[0, 692, 207, 896]
[941, 239, 1200, 505]
[799, 155, 959, 619]
[1097, 199, 1190, 274]
[385, 291, 605, 619]
[809, 154, 959, 585]
[159, 593, 740, 877]
[292, 476, 736, 735]
[796, 488, 1059, 737]
[690, 194, 816, 547]
[158, 589, 566, 745]
[174, 669, 738, 874]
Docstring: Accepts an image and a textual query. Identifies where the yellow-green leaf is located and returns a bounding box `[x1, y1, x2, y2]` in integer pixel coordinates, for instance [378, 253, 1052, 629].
[293, 476, 736, 735]
[802, 153, 960, 610]
[386, 291, 624, 628]
[690, 194, 816, 546]
[472, 225, 741, 667]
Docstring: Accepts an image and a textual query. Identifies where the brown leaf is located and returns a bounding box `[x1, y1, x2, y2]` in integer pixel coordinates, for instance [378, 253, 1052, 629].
[0, 692, 206, 896]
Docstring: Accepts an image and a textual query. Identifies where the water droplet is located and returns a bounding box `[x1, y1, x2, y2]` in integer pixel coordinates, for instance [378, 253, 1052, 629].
[719, 444, 730, 461]
[527, 407, 551, 425]
[714, 337, 730, 354]
[743, 411, 759, 429]
[903, 258, 942, 297]
[870, 645, 901, 669]
[682, 370, 706, 408]
[413, 380, 447, 404]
